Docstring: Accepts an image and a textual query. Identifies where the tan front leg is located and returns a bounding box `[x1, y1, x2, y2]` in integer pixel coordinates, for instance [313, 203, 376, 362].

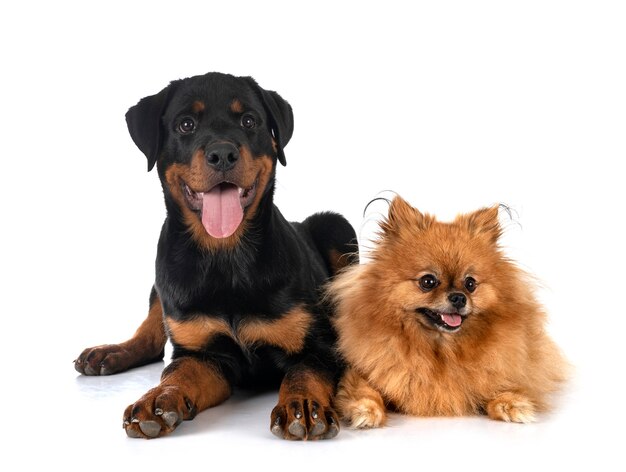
[74, 290, 167, 375]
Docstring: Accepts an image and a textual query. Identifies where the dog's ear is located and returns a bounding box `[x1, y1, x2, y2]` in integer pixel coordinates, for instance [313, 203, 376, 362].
[245, 78, 294, 166]
[464, 206, 502, 244]
[381, 196, 433, 234]
[125, 83, 176, 171]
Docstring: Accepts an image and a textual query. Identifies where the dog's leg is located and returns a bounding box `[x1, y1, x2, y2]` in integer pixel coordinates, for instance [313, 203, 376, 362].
[270, 367, 340, 440]
[74, 287, 166, 375]
[335, 367, 387, 428]
[123, 357, 231, 438]
[486, 392, 536, 423]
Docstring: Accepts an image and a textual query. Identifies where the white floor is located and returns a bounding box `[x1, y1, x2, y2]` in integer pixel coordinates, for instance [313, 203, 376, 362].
[7, 343, 616, 472]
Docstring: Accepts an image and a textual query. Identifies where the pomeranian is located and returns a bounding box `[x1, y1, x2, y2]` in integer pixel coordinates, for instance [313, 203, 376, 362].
[329, 196, 568, 427]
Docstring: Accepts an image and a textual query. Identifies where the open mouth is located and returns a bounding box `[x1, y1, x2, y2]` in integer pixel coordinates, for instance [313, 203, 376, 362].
[416, 308, 467, 333]
[182, 180, 257, 238]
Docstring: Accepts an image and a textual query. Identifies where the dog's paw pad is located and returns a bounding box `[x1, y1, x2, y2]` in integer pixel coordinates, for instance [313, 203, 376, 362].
[322, 413, 339, 439]
[124, 423, 143, 438]
[161, 411, 181, 428]
[288, 418, 307, 438]
[138, 420, 162, 438]
[271, 414, 284, 438]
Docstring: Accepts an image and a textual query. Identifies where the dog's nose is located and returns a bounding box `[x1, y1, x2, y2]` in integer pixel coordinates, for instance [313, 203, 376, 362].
[448, 292, 467, 309]
[205, 143, 240, 171]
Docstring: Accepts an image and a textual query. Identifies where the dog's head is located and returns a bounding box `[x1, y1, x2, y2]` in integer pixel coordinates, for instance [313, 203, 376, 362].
[126, 72, 293, 249]
[374, 196, 507, 334]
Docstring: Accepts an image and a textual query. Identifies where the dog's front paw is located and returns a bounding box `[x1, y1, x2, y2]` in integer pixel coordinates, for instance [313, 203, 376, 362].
[334, 367, 387, 428]
[341, 397, 387, 429]
[74, 344, 134, 375]
[271, 396, 340, 440]
[487, 392, 536, 423]
[123, 385, 196, 439]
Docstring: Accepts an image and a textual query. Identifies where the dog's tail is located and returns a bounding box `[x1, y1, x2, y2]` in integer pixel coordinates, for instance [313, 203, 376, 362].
[301, 212, 359, 276]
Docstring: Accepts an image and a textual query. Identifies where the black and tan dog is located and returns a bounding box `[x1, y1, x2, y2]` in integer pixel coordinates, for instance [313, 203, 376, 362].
[74, 72, 358, 440]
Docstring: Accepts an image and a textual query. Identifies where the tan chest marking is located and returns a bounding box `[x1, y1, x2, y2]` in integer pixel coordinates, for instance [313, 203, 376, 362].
[166, 306, 312, 354]
[238, 307, 312, 354]
[166, 317, 231, 351]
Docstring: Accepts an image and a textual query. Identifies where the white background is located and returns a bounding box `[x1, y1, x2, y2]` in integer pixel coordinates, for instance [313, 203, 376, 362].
[1, 1, 625, 470]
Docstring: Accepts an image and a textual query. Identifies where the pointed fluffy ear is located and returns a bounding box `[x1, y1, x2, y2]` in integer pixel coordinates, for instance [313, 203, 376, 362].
[245, 78, 294, 166]
[125, 83, 175, 171]
[464, 206, 502, 244]
[380, 196, 431, 234]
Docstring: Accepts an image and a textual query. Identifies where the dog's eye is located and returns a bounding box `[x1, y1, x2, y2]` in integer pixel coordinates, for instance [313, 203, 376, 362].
[178, 117, 196, 135]
[465, 277, 477, 293]
[418, 274, 439, 291]
[241, 114, 256, 129]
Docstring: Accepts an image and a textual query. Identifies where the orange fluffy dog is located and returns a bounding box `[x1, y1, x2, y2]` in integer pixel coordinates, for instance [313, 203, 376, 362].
[329, 196, 567, 427]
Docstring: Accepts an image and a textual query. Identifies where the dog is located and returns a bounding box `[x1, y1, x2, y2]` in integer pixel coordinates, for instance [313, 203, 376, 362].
[328, 196, 567, 427]
[74, 72, 358, 440]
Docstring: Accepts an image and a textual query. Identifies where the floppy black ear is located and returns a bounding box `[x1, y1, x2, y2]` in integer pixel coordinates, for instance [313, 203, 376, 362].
[245, 78, 294, 166]
[125, 84, 174, 171]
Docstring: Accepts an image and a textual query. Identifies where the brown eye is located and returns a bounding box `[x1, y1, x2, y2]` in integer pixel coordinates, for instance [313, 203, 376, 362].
[178, 117, 196, 134]
[419, 274, 439, 291]
[465, 277, 477, 293]
[241, 114, 256, 129]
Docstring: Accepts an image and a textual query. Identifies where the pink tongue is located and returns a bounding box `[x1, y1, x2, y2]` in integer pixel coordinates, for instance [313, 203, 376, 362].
[201, 184, 244, 238]
[441, 313, 462, 327]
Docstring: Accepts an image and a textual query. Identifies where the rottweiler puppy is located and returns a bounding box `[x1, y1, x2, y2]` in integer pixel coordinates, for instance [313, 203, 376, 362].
[74, 72, 358, 440]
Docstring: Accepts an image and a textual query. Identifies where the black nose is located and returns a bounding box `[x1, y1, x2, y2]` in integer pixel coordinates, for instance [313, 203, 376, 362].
[448, 292, 467, 309]
[205, 143, 240, 171]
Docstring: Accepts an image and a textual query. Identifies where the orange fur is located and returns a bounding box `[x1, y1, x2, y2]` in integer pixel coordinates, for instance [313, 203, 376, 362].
[335, 367, 387, 428]
[329, 196, 568, 426]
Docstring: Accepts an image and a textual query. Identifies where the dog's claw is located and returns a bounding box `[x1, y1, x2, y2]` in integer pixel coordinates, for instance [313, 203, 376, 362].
[311, 401, 319, 419]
